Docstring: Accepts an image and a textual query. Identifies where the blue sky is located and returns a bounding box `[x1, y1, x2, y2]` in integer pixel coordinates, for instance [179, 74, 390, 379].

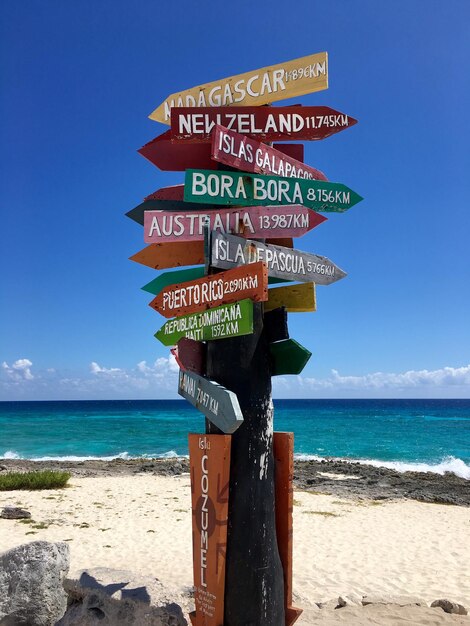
[1, 0, 469, 400]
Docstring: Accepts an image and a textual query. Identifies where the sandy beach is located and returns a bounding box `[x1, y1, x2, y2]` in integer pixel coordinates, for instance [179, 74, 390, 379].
[1, 460, 469, 624]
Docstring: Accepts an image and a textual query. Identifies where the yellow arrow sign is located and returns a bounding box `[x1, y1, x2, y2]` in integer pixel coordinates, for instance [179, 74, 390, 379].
[265, 282, 316, 313]
[150, 52, 328, 124]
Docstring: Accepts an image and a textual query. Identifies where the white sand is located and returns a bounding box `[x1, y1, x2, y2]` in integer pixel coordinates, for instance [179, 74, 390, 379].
[1, 474, 469, 624]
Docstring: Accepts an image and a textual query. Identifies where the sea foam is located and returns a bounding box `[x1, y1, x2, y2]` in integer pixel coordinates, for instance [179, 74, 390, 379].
[294, 454, 470, 480]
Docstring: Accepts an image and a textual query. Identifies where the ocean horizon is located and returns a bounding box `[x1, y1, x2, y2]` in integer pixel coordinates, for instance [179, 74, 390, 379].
[1, 398, 469, 480]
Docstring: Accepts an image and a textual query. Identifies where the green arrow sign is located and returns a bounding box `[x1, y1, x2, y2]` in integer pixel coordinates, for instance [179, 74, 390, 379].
[142, 267, 289, 296]
[184, 169, 362, 213]
[155, 299, 254, 346]
[270, 338, 312, 375]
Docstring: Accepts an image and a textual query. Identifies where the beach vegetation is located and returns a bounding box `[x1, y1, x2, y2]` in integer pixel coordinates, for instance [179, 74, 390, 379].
[18, 518, 35, 524]
[293, 499, 302, 506]
[0, 470, 71, 491]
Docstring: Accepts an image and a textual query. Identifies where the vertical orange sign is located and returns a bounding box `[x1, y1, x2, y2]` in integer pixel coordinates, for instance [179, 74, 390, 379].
[274, 432, 303, 626]
[189, 434, 231, 626]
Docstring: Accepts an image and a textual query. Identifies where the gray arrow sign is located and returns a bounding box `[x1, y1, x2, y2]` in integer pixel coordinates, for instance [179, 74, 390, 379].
[210, 231, 346, 285]
[178, 369, 244, 434]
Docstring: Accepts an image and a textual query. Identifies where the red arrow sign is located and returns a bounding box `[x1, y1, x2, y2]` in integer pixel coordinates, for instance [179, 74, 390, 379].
[171, 337, 206, 375]
[171, 106, 357, 142]
[212, 125, 327, 181]
[149, 261, 268, 318]
[139, 129, 305, 172]
[144, 205, 326, 243]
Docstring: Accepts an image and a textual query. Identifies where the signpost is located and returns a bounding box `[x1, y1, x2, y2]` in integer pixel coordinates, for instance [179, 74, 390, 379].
[127, 50, 361, 626]
[139, 129, 305, 171]
[171, 105, 357, 142]
[129, 241, 205, 270]
[149, 52, 328, 123]
[188, 434, 231, 626]
[155, 299, 254, 346]
[144, 205, 327, 244]
[179, 370, 243, 434]
[211, 231, 347, 286]
[265, 282, 316, 313]
[149, 261, 269, 318]
[184, 169, 362, 212]
[211, 125, 327, 181]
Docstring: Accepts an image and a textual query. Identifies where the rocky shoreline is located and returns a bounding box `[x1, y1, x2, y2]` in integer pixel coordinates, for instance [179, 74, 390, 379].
[1, 457, 469, 506]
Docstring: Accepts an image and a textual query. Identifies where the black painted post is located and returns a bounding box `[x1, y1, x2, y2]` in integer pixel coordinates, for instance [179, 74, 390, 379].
[206, 305, 285, 625]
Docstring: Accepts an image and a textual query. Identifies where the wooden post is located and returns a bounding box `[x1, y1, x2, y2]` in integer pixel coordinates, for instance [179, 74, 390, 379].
[206, 304, 285, 626]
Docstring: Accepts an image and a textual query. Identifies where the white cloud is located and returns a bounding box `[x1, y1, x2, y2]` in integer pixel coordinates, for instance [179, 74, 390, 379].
[1, 358, 34, 381]
[1, 357, 470, 400]
[300, 364, 470, 391]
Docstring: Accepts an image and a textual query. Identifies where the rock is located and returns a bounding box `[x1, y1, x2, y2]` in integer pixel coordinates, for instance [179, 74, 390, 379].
[0, 540, 70, 625]
[431, 599, 468, 615]
[362, 593, 425, 607]
[316, 598, 340, 610]
[0, 506, 31, 519]
[57, 567, 189, 625]
[337, 592, 363, 607]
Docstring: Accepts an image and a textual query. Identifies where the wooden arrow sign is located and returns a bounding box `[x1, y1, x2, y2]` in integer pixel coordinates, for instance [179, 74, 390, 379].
[264, 307, 289, 344]
[155, 299, 254, 346]
[184, 170, 363, 213]
[142, 267, 204, 295]
[171, 105, 357, 142]
[179, 370, 243, 434]
[265, 282, 316, 313]
[143, 267, 287, 297]
[149, 52, 328, 123]
[270, 338, 312, 375]
[188, 434, 231, 626]
[144, 205, 327, 243]
[211, 232, 347, 286]
[139, 129, 305, 172]
[129, 241, 204, 270]
[273, 433, 303, 626]
[171, 337, 206, 375]
[211, 125, 327, 181]
[149, 261, 268, 318]
[126, 199, 210, 226]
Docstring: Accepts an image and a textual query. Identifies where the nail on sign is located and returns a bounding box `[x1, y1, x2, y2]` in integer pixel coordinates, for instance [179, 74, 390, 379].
[184, 169, 363, 213]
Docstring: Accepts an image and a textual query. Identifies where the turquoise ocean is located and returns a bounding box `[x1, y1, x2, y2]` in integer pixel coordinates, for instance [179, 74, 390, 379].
[1, 399, 469, 479]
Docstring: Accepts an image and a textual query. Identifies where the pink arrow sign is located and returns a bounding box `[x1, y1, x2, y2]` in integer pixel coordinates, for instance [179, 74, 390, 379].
[211, 125, 327, 181]
[144, 205, 327, 243]
[139, 129, 306, 172]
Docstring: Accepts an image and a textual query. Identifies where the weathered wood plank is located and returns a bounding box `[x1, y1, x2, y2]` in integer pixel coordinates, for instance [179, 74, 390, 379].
[265, 283, 316, 313]
[171, 337, 206, 375]
[155, 300, 254, 346]
[150, 52, 328, 123]
[188, 434, 232, 626]
[273, 433, 303, 626]
[212, 125, 327, 181]
[270, 338, 312, 376]
[171, 105, 356, 142]
[129, 241, 204, 270]
[179, 370, 243, 434]
[149, 262, 268, 318]
[184, 169, 363, 213]
[211, 232, 347, 286]
[139, 130, 305, 171]
[143, 205, 326, 243]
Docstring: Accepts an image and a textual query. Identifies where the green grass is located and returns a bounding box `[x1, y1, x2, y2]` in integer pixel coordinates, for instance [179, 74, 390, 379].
[0, 470, 71, 491]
